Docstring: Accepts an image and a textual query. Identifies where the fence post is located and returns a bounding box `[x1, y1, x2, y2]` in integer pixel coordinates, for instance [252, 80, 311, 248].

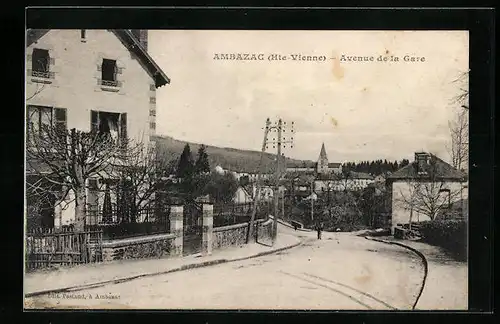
[202, 204, 213, 256]
[169, 205, 184, 256]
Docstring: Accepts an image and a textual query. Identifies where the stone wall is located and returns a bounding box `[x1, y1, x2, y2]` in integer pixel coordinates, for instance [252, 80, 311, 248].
[90, 233, 176, 262]
[212, 218, 271, 250]
[212, 223, 248, 250]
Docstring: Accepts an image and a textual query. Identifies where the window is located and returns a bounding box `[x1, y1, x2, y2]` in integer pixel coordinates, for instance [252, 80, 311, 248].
[26, 105, 67, 140]
[101, 59, 118, 86]
[91, 110, 127, 147]
[31, 48, 52, 78]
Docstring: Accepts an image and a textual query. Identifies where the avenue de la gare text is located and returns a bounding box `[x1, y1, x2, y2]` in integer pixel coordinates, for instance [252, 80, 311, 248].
[212, 53, 426, 63]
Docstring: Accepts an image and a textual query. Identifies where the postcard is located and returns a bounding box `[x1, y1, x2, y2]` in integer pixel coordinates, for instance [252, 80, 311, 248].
[24, 29, 469, 310]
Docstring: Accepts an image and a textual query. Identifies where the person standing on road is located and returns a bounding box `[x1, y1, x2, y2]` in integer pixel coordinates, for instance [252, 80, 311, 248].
[316, 222, 321, 240]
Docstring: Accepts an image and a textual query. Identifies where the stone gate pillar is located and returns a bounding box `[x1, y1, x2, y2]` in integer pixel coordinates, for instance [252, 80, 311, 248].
[202, 204, 213, 256]
[169, 205, 184, 256]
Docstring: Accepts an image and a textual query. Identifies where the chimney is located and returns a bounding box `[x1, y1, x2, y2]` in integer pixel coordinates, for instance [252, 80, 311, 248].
[130, 29, 148, 52]
[414, 152, 430, 174]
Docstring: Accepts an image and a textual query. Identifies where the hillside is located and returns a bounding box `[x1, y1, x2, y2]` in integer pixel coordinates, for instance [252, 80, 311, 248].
[153, 135, 313, 174]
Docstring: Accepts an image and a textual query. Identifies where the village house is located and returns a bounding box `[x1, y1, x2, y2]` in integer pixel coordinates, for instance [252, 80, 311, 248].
[232, 186, 253, 204]
[386, 152, 468, 233]
[216, 166, 273, 183]
[314, 171, 375, 192]
[25, 29, 170, 229]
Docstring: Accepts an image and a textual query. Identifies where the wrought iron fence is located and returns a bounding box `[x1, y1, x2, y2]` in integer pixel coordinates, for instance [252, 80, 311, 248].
[213, 202, 269, 227]
[84, 201, 170, 240]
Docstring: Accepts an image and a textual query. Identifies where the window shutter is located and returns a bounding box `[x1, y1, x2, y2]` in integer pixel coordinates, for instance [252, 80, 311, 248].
[54, 108, 67, 136]
[120, 113, 127, 148]
[27, 54, 32, 61]
[91, 110, 99, 133]
[50, 57, 55, 65]
[97, 64, 102, 72]
[113, 64, 118, 81]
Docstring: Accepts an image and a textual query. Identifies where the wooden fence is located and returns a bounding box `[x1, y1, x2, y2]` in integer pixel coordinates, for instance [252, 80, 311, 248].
[25, 227, 103, 272]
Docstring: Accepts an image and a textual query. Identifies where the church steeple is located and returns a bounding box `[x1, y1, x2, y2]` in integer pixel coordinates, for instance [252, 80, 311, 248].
[319, 143, 328, 161]
[317, 143, 329, 174]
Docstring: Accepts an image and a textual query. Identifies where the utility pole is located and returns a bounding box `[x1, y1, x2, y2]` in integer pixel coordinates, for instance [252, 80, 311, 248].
[281, 189, 285, 220]
[311, 181, 314, 222]
[263, 118, 294, 245]
[272, 119, 282, 244]
[247, 118, 271, 244]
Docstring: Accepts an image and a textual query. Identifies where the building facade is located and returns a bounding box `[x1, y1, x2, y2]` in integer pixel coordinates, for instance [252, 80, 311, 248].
[25, 29, 170, 228]
[386, 152, 468, 233]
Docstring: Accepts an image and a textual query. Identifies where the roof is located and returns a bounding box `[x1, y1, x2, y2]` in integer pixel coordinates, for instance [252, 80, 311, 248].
[315, 173, 338, 181]
[319, 143, 328, 160]
[293, 174, 315, 185]
[286, 161, 316, 169]
[328, 162, 342, 168]
[242, 184, 254, 196]
[387, 153, 467, 182]
[26, 29, 170, 88]
[351, 172, 374, 180]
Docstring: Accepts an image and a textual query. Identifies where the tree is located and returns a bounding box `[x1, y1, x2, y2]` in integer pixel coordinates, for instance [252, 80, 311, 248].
[395, 157, 462, 223]
[194, 144, 210, 174]
[451, 70, 469, 111]
[448, 108, 469, 171]
[177, 144, 194, 179]
[338, 169, 355, 192]
[204, 171, 239, 204]
[448, 70, 469, 171]
[115, 146, 176, 223]
[26, 125, 140, 231]
[320, 191, 363, 231]
[239, 175, 250, 186]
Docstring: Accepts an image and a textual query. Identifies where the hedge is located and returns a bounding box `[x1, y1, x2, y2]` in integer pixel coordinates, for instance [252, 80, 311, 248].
[418, 220, 467, 261]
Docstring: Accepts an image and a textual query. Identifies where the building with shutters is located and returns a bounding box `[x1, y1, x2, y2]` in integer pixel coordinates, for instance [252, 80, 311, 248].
[386, 152, 468, 233]
[25, 29, 170, 229]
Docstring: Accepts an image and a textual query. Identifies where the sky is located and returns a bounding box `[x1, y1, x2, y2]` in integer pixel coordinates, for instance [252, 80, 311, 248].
[148, 30, 468, 163]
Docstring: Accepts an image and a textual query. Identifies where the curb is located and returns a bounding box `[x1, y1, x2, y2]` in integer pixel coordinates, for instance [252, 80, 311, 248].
[364, 236, 429, 310]
[25, 237, 302, 298]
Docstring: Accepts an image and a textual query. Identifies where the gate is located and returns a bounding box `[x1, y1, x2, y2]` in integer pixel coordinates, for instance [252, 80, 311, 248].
[183, 202, 203, 256]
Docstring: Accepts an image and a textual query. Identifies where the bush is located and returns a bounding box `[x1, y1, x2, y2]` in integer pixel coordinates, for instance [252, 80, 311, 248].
[418, 220, 467, 261]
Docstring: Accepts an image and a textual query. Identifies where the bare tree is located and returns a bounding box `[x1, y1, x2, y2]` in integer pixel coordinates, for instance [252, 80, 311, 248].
[115, 147, 176, 223]
[396, 157, 462, 223]
[448, 70, 469, 171]
[448, 108, 469, 171]
[26, 123, 141, 231]
[451, 70, 469, 110]
[337, 169, 356, 192]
